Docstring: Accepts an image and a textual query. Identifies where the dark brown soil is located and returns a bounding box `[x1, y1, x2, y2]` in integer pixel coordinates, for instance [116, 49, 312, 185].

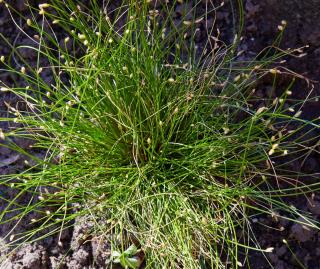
[0, 1, 319, 268]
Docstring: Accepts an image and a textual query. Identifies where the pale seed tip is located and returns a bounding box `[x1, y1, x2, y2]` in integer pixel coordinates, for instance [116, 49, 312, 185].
[39, 3, 50, 9]
[265, 247, 274, 253]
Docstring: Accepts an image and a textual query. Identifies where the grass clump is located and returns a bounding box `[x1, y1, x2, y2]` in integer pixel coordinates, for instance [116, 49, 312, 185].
[0, 0, 319, 268]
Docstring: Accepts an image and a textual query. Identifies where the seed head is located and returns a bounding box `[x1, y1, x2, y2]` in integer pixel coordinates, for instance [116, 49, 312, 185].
[256, 106, 267, 115]
[183, 20, 192, 26]
[20, 66, 26, 74]
[0, 87, 9, 92]
[294, 110, 302, 118]
[0, 129, 5, 140]
[78, 33, 86, 40]
[223, 127, 230, 135]
[27, 19, 32, 26]
[265, 247, 274, 253]
[0, 55, 4, 62]
[9, 234, 15, 241]
[269, 68, 278, 75]
[234, 74, 241, 82]
[39, 3, 50, 9]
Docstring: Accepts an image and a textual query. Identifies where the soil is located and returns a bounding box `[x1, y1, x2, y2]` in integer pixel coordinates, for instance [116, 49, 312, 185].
[0, 0, 319, 268]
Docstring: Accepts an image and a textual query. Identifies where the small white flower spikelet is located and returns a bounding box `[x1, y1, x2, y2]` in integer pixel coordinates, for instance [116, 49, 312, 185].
[39, 3, 50, 9]
[268, 143, 279, 156]
[0, 87, 9, 92]
[256, 106, 267, 115]
[264, 247, 274, 253]
[0, 128, 5, 140]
